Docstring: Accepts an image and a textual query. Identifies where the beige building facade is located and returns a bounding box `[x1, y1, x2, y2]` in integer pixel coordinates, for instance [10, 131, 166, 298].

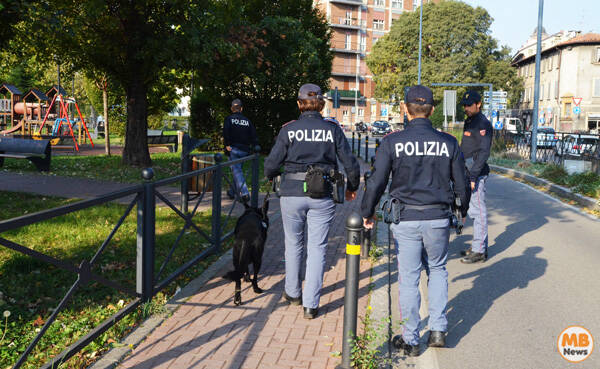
[314, 0, 435, 128]
[512, 30, 600, 133]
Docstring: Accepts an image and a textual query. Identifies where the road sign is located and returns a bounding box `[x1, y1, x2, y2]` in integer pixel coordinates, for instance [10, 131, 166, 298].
[539, 116, 545, 124]
[573, 106, 581, 115]
[380, 107, 388, 116]
[443, 90, 457, 116]
[484, 91, 507, 98]
[491, 110, 498, 118]
[493, 120, 503, 129]
[572, 97, 582, 107]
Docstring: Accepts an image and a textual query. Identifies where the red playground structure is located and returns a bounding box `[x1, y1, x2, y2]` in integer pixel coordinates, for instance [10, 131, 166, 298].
[37, 86, 94, 152]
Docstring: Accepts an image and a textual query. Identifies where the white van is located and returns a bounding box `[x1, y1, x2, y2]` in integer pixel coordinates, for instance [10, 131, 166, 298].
[502, 117, 524, 133]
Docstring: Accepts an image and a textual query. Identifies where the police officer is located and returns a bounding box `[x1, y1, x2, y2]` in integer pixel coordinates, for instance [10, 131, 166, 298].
[459, 91, 493, 264]
[223, 99, 258, 202]
[264, 83, 360, 319]
[361, 86, 469, 355]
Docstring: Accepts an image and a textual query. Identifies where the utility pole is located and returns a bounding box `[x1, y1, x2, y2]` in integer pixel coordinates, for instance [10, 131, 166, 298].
[531, 0, 544, 163]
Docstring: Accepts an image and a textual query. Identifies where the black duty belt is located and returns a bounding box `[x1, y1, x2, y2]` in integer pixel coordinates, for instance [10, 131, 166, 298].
[403, 204, 450, 211]
[284, 172, 307, 181]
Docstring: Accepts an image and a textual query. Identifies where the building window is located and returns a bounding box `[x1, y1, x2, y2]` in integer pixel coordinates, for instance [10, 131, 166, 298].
[594, 79, 600, 97]
[392, 0, 403, 9]
[360, 36, 366, 52]
[539, 84, 544, 100]
[374, 0, 384, 6]
[358, 108, 364, 117]
[547, 83, 551, 100]
[555, 81, 559, 100]
[345, 33, 352, 49]
[588, 118, 599, 133]
[373, 19, 384, 30]
[595, 47, 600, 63]
[373, 37, 379, 45]
[343, 110, 349, 117]
[371, 107, 377, 117]
[413, 0, 418, 9]
[565, 103, 571, 118]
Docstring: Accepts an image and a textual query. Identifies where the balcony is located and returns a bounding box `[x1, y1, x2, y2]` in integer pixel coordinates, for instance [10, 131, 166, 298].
[329, 17, 367, 30]
[330, 41, 363, 54]
[326, 89, 364, 101]
[330, 0, 364, 6]
[331, 63, 367, 77]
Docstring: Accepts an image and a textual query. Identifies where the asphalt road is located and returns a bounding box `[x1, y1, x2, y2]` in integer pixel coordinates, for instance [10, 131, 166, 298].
[388, 174, 600, 368]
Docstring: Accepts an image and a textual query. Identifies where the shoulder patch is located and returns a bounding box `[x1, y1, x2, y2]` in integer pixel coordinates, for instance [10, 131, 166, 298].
[464, 131, 472, 137]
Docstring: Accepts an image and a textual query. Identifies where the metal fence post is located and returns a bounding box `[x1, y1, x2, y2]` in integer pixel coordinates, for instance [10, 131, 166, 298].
[251, 145, 261, 208]
[337, 212, 364, 369]
[181, 141, 189, 214]
[212, 154, 223, 252]
[137, 168, 156, 302]
[352, 131, 355, 153]
[364, 135, 369, 161]
[357, 133, 362, 158]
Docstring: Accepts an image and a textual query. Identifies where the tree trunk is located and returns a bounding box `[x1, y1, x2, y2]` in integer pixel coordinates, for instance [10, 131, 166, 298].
[122, 77, 151, 167]
[103, 87, 110, 156]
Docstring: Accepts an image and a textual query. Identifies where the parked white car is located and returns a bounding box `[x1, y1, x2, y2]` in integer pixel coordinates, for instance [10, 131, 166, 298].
[553, 134, 599, 158]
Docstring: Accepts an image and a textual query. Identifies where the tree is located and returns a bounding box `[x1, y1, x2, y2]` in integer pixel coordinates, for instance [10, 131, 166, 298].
[367, 1, 522, 108]
[192, 0, 332, 149]
[17, 0, 209, 166]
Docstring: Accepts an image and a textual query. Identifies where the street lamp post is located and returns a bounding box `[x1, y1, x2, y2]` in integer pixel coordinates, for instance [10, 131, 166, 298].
[531, 0, 544, 163]
[417, 0, 423, 84]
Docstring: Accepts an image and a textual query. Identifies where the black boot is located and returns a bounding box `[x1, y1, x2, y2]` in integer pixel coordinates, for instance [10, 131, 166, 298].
[427, 331, 446, 347]
[460, 251, 486, 264]
[392, 335, 419, 357]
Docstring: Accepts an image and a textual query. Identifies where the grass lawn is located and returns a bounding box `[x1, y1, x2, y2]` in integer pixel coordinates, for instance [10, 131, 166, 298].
[489, 155, 600, 199]
[0, 191, 235, 368]
[1, 151, 269, 189]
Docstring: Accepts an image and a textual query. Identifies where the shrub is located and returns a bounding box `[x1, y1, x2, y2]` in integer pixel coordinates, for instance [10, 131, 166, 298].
[540, 164, 569, 186]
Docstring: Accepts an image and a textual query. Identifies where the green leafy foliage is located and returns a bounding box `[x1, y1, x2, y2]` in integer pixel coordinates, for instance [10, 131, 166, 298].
[367, 1, 523, 107]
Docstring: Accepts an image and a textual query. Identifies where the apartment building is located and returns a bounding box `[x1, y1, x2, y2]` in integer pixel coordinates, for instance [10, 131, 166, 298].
[314, 0, 435, 128]
[512, 29, 600, 133]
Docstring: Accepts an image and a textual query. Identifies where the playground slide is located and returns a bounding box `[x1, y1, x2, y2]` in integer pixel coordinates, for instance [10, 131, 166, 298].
[0, 120, 23, 135]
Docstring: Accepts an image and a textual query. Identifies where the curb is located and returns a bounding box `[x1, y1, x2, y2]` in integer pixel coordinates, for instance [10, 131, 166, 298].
[490, 164, 600, 212]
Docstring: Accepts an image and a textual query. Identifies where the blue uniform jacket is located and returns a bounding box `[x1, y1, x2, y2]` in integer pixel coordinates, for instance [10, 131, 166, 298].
[264, 111, 360, 197]
[223, 112, 258, 153]
[361, 118, 470, 221]
[461, 112, 493, 182]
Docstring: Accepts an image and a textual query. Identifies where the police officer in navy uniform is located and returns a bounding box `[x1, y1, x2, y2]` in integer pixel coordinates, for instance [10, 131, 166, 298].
[264, 83, 360, 319]
[361, 86, 469, 355]
[459, 91, 493, 264]
[223, 99, 258, 202]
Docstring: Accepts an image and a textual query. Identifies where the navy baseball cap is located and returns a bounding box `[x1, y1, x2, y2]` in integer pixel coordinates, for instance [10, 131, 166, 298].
[406, 85, 434, 105]
[231, 98, 242, 107]
[461, 90, 481, 106]
[298, 83, 323, 100]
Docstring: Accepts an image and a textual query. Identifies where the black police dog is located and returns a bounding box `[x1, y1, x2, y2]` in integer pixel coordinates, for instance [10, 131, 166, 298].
[224, 195, 269, 306]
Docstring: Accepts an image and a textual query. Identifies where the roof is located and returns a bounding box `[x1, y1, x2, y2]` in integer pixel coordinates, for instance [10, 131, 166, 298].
[45, 85, 68, 97]
[24, 89, 49, 101]
[558, 33, 600, 47]
[513, 32, 600, 66]
[0, 83, 23, 95]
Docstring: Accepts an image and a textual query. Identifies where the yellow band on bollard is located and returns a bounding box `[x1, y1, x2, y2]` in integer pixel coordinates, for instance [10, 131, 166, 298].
[346, 244, 361, 255]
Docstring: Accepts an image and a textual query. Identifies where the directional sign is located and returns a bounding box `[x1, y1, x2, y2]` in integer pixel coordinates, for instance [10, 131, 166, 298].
[572, 97, 582, 107]
[484, 91, 507, 98]
[539, 116, 545, 124]
[493, 120, 503, 129]
[491, 110, 498, 118]
[573, 106, 581, 115]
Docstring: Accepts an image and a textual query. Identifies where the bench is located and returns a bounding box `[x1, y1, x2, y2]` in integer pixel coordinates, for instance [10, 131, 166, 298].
[147, 130, 178, 152]
[0, 137, 51, 171]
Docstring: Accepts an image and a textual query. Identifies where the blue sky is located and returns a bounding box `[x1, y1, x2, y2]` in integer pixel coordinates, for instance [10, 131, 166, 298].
[459, 0, 599, 53]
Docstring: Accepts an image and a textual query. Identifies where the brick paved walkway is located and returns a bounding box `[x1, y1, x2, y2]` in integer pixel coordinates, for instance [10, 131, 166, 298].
[117, 192, 373, 369]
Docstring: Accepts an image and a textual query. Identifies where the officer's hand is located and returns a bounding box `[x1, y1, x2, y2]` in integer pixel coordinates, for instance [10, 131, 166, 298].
[345, 190, 356, 201]
[226, 146, 232, 152]
[363, 217, 375, 229]
[470, 181, 475, 190]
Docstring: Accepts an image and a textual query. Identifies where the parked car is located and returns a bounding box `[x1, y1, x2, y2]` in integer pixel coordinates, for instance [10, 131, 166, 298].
[502, 117, 524, 134]
[525, 127, 558, 148]
[553, 134, 599, 158]
[371, 120, 391, 136]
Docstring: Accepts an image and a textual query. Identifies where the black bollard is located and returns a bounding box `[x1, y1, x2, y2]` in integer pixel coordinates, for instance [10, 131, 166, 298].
[357, 133, 362, 157]
[352, 131, 355, 153]
[337, 212, 364, 369]
[364, 136, 369, 161]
